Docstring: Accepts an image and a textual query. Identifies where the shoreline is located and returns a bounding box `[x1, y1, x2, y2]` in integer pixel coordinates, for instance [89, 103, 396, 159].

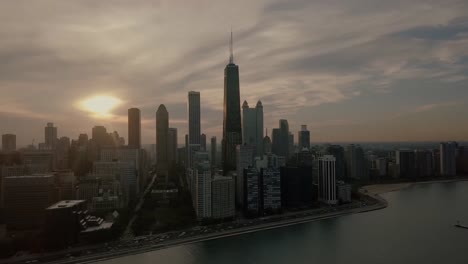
[362, 178, 468, 195]
[5, 178, 468, 264]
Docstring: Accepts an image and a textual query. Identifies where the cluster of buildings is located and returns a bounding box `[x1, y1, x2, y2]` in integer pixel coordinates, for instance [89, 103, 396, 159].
[0, 114, 150, 248]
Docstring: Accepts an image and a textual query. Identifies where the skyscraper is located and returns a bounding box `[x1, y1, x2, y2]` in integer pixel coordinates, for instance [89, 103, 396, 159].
[395, 149, 415, 179]
[326, 145, 345, 181]
[236, 144, 254, 208]
[345, 144, 368, 180]
[188, 91, 201, 168]
[222, 32, 242, 173]
[201, 133, 207, 151]
[156, 104, 169, 178]
[168, 128, 178, 164]
[2, 134, 16, 152]
[318, 155, 337, 205]
[45, 122, 58, 149]
[242, 100, 264, 157]
[211, 136, 217, 167]
[128, 108, 141, 148]
[298, 125, 310, 149]
[272, 120, 289, 158]
[440, 142, 457, 176]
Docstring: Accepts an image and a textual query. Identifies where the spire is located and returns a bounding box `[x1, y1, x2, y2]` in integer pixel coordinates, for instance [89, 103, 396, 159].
[229, 30, 234, 64]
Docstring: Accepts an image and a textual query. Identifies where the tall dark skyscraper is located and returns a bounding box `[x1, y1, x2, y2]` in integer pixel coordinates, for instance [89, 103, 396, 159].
[156, 104, 169, 178]
[222, 32, 242, 173]
[128, 108, 141, 148]
[211, 136, 217, 167]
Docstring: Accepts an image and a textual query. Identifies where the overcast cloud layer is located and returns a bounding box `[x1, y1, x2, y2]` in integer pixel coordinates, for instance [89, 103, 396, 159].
[1, 0, 468, 146]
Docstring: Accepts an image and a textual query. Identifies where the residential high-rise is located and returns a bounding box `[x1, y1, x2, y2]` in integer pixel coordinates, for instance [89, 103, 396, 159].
[395, 149, 416, 178]
[440, 142, 457, 176]
[211, 136, 217, 167]
[192, 159, 212, 220]
[318, 155, 337, 205]
[222, 32, 242, 173]
[2, 134, 16, 152]
[415, 149, 433, 177]
[128, 108, 141, 148]
[211, 176, 235, 219]
[260, 168, 281, 213]
[242, 100, 264, 157]
[168, 128, 178, 164]
[236, 144, 254, 208]
[156, 104, 169, 178]
[45, 122, 58, 149]
[188, 91, 201, 168]
[298, 125, 310, 149]
[326, 145, 346, 181]
[345, 144, 368, 180]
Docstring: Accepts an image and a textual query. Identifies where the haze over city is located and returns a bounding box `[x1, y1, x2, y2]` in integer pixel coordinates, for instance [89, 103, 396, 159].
[1, 0, 468, 146]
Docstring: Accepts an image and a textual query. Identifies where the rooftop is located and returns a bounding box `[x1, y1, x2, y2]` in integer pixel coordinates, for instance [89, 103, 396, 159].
[47, 200, 86, 210]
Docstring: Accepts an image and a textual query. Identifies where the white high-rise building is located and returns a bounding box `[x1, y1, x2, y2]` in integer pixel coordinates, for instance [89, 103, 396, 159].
[192, 160, 212, 220]
[440, 142, 457, 176]
[188, 91, 201, 168]
[236, 144, 254, 208]
[318, 155, 337, 205]
[242, 100, 263, 157]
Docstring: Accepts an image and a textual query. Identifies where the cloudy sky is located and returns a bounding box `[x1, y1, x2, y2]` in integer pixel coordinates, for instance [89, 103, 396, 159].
[1, 0, 468, 147]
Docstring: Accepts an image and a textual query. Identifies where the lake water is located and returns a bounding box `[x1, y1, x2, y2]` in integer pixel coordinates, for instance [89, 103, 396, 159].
[100, 181, 468, 264]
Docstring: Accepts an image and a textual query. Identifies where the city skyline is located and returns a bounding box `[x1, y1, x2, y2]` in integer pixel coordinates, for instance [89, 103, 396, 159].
[1, 1, 468, 146]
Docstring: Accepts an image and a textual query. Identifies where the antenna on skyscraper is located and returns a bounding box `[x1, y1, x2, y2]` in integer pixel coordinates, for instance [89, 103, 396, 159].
[229, 28, 234, 64]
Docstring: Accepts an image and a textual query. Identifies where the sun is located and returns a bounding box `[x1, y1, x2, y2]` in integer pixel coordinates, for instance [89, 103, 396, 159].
[78, 95, 122, 118]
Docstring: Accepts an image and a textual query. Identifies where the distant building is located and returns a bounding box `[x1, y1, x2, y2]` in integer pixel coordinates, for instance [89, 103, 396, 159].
[298, 125, 310, 149]
[337, 181, 352, 203]
[326, 145, 346, 181]
[128, 108, 141, 148]
[211, 176, 235, 219]
[375, 157, 387, 177]
[21, 150, 55, 173]
[93, 161, 137, 205]
[271, 120, 290, 158]
[4, 175, 57, 230]
[156, 104, 169, 179]
[211, 136, 217, 168]
[318, 155, 337, 205]
[168, 128, 178, 164]
[242, 100, 264, 157]
[415, 150, 433, 177]
[45, 122, 58, 149]
[288, 133, 294, 158]
[263, 135, 272, 154]
[345, 144, 368, 180]
[440, 142, 457, 176]
[396, 149, 416, 178]
[2, 134, 16, 152]
[236, 144, 254, 208]
[201, 133, 207, 152]
[188, 91, 201, 169]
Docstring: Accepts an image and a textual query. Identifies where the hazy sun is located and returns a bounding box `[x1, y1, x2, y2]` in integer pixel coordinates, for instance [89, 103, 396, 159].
[79, 95, 122, 118]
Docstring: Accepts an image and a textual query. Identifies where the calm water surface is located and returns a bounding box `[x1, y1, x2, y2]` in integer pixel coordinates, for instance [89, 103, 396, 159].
[101, 181, 468, 264]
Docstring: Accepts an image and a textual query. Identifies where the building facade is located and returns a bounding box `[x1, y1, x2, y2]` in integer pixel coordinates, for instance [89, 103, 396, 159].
[128, 108, 141, 148]
[318, 155, 337, 205]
